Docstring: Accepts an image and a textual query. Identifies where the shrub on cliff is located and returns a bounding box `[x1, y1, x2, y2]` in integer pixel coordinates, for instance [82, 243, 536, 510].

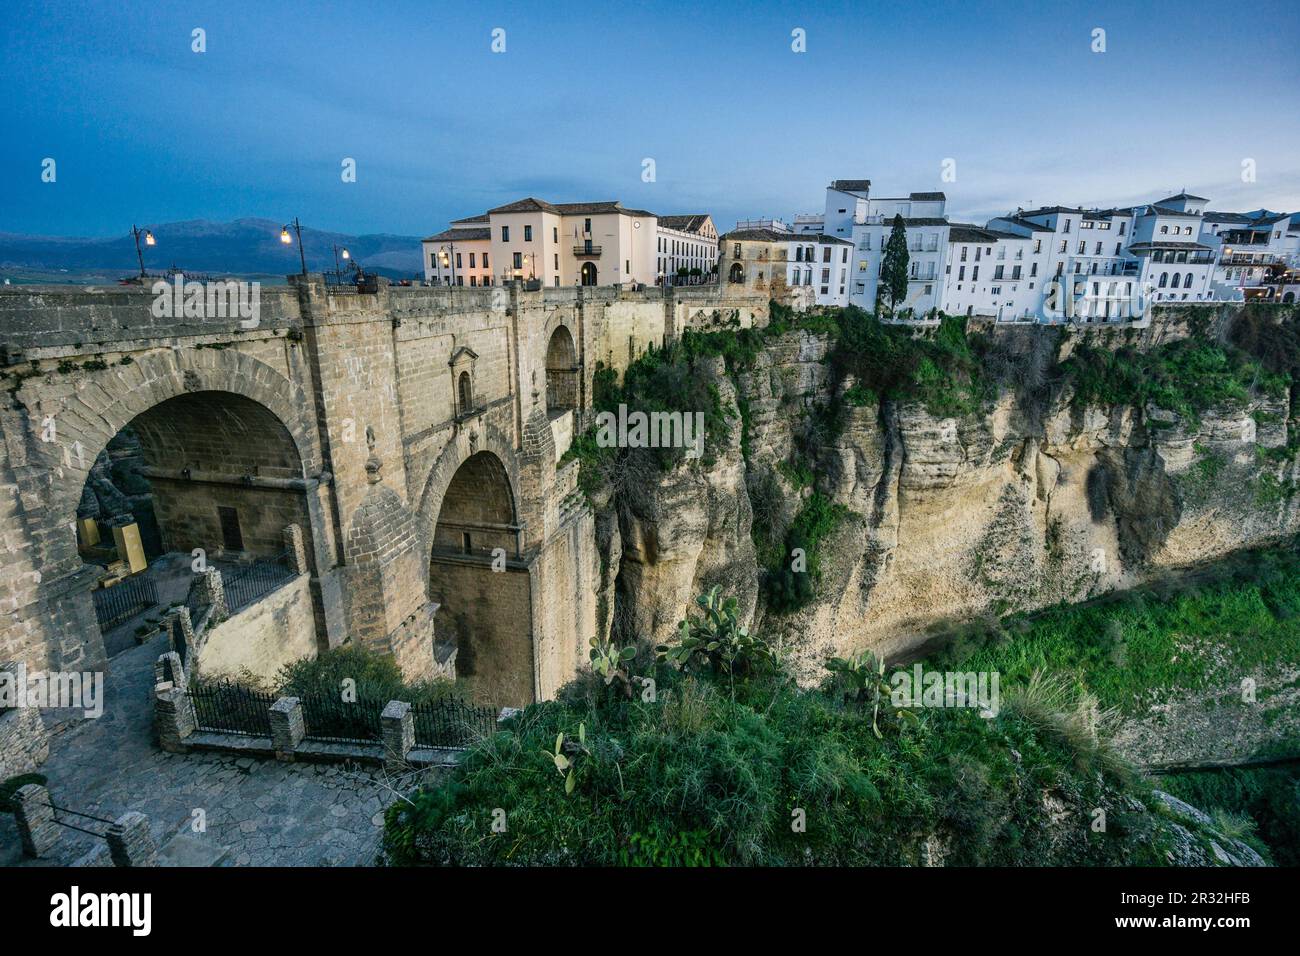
[762, 492, 853, 613]
[834, 308, 983, 418]
[1062, 333, 1290, 427]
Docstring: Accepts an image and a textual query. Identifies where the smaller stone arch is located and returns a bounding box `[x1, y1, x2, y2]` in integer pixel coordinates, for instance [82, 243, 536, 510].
[580, 262, 598, 286]
[415, 421, 528, 560]
[729, 262, 744, 283]
[545, 324, 579, 414]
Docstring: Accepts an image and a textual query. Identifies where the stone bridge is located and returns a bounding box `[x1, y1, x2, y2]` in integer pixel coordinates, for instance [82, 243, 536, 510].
[0, 277, 766, 706]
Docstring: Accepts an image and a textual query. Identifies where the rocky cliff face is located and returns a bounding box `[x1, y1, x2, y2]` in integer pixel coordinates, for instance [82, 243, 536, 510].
[598, 315, 1300, 686]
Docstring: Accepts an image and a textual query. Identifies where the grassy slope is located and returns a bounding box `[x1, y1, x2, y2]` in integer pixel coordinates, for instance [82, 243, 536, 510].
[931, 548, 1300, 718]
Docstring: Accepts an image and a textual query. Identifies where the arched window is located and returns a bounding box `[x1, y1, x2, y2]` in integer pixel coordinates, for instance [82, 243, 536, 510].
[1158, 272, 1168, 288]
[1170, 272, 1181, 289]
[458, 370, 473, 415]
[1184, 272, 1193, 289]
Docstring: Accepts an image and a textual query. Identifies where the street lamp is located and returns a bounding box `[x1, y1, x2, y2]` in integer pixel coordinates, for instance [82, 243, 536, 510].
[439, 243, 457, 285]
[281, 218, 307, 275]
[333, 244, 351, 274]
[131, 224, 155, 278]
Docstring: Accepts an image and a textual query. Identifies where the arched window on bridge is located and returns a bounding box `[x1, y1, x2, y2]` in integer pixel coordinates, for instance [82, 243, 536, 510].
[545, 325, 578, 416]
[457, 371, 473, 417]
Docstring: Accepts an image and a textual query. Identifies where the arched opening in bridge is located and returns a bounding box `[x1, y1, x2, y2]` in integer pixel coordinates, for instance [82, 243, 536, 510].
[427, 451, 532, 707]
[580, 262, 598, 286]
[75, 391, 315, 664]
[545, 325, 578, 416]
[729, 262, 744, 284]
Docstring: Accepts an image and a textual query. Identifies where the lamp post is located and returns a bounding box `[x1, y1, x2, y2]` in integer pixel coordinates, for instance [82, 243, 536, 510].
[131, 224, 155, 278]
[280, 218, 307, 275]
[439, 243, 457, 285]
[332, 244, 351, 275]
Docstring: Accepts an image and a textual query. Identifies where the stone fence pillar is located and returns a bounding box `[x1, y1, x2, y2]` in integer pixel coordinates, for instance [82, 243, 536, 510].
[269, 697, 304, 760]
[107, 811, 157, 867]
[153, 650, 187, 691]
[381, 700, 413, 771]
[283, 524, 309, 575]
[155, 685, 196, 753]
[166, 606, 197, 668]
[13, 783, 60, 857]
[197, 567, 228, 622]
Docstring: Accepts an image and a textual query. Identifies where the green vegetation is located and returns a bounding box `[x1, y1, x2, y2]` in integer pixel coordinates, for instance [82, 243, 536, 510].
[931, 547, 1300, 717]
[834, 307, 984, 418]
[382, 590, 1222, 867]
[239, 644, 462, 706]
[762, 492, 854, 612]
[560, 342, 736, 495]
[879, 213, 910, 317]
[1062, 338, 1284, 427]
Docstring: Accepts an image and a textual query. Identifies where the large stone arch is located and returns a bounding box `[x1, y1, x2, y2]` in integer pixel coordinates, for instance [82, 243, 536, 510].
[13, 348, 325, 672]
[35, 348, 320, 525]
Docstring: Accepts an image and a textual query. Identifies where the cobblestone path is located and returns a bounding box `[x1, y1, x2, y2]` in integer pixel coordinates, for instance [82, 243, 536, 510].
[1, 634, 407, 867]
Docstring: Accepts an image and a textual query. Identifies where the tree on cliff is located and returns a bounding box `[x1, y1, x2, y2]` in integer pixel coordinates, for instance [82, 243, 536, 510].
[880, 213, 910, 318]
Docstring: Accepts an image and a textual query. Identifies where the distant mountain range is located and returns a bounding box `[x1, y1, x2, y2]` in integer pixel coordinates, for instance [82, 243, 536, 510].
[0, 218, 425, 284]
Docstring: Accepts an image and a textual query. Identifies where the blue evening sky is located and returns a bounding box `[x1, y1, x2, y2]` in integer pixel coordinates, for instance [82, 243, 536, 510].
[2, 0, 1297, 238]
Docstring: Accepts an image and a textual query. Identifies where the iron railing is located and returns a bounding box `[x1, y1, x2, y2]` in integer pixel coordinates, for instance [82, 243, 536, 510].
[300, 693, 386, 744]
[223, 552, 297, 615]
[191, 680, 276, 737]
[40, 800, 116, 840]
[412, 698, 499, 749]
[92, 574, 158, 631]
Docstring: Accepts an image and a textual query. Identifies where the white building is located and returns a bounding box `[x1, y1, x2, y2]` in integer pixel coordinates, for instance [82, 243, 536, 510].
[788, 178, 1296, 322]
[785, 233, 854, 306]
[1200, 208, 1293, 298]
[847, 196, 951, 317]
[655, 215, 719, 283]
[726, 217, 852, 307]
[941, 225, 1039, 321]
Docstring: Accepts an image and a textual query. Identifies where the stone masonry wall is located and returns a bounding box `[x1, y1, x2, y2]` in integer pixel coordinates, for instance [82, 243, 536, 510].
[1, 278, 765, 704]
[196, 572, 317, 683]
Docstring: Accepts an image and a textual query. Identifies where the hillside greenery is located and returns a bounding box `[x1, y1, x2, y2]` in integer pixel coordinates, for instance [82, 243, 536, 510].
[382, 588, 1247, 867]
[929, 545, 1300, 864]
[929, 546, 1300, 718]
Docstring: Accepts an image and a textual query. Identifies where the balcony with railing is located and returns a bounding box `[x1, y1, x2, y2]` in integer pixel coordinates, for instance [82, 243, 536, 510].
[1219, 252, 1279, 267]
[572, 244, 602, 258]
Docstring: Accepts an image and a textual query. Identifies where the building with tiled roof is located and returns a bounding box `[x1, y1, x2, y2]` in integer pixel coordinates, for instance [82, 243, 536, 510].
[655, 214, 718, 281]
[422, 198, 661, 288]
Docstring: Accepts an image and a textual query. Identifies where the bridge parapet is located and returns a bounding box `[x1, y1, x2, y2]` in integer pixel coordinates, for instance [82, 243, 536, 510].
[0, 282, 303, 355]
